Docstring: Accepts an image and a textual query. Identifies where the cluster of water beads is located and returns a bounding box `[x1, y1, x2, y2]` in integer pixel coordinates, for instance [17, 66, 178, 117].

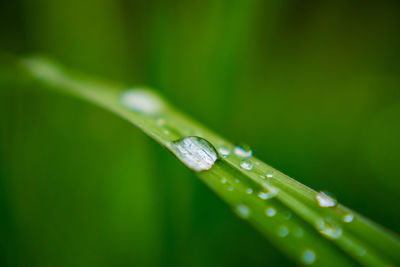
[120, 88, 165, 115]
[171, 136, 218, 172]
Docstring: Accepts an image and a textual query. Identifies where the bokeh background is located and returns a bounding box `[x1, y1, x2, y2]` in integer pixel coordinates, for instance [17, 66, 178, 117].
[1, 0, 400, 266]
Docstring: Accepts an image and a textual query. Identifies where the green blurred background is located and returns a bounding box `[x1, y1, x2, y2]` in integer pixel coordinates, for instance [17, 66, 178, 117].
[1, 0, 400, 266]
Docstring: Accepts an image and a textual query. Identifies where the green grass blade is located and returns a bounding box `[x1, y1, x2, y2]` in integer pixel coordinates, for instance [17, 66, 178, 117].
[18, 57, 400, 266]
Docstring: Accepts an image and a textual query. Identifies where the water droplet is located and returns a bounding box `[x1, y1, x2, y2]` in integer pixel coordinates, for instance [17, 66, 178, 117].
[236, 204, 250, 218]
[235, 179, 240, 183]
[302, 249, 316, 265]
[265, 207, 277, 217]
[267, 173, 274, 178]
[316, 219, 342, 239]
[285, 212, 292, 219]
[258, 192, 270, 200]
[240, 160, 253, 170]
[233, 145, 253, 158]
[171, 136, 218, 172]
[316, 191, 337, 208]
[228, 187, 234, 191]
[155, 118, 166, 126]
[121, 89, 164, 114]
[218, 146, 231, 157]
[278, 226, 289, 237]
[343, 213, 354, 223]
[221, 178, 227, 184]
[357, 248, 366, 256]
[295, 228, 304, 237]
[246, 188, 253, 194]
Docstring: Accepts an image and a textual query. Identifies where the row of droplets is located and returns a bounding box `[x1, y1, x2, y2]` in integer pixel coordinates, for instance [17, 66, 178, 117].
[120, 88, 358, 264]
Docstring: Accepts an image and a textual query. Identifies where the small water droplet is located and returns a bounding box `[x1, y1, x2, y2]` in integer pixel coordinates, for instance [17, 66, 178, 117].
[302, 249, 316, 265]
[155, 118, 166, 126]
[265, 207, 277, 217]
[240, 160, 253, 170]
[258, 192, 269, 200]
[221, 178, 227, 184]
[278, 226, 289, 237]
[246, 188, 253, 194]
[236, 204, 250, 218]
[171, 136, 218, 172]
[357, 248, 366, 256]
[267, 173, 274, 178]
[295, 228, 304, 237]
[343, 213, 354, 223]
[228, 187, 234, 191]
[316, 191, 337, 208]
[235, 179, 240, 183]
[218, 146, 231, 157]
[285, 212, 292, 220]
[316, 219, 342, 239]
[233, 145, 253, 158]
[121, 89, 164, 114]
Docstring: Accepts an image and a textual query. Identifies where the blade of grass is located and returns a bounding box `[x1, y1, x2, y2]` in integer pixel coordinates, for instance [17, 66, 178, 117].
[14, 56, 400, 266]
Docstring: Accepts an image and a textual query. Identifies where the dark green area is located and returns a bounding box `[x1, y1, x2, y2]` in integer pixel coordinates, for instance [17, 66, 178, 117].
[1, 0, 399, 266]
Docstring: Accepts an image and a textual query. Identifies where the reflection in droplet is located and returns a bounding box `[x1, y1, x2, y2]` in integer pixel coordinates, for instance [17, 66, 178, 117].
[240, 160, 253, 171]
[171, 136, 218, 172]
[302, 249, 316, 265]
[316, 192, 337, 208]
[233, 145, 253, 158]
[120, 89, 164, 114]
[236, 204, 250, 219]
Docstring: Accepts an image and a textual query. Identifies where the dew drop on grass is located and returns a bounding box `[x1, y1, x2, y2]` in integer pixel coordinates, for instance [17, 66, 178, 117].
[316, 219, 342, 239]
[316, 191, 337, 208]
[246, 188, 253, 194]
[236, 204, 250, 219]
[240, 160, 253, 170]
[120, 89, 164, 114]
[295, 228, 304, 237]
[265, 207, 277, 217]
[171, 136, 218, 172]
[267, 173, 274, 178]
[258, 192, 269, 200]
[233, 145, 253, 158]
[218, 146, 231, 157]
[302, 249, 316, 265]
[221, 178, 227, 184]
[228, 187, 234, 191]
[343, 213, 354, 223]
[278, 226, 289, 237]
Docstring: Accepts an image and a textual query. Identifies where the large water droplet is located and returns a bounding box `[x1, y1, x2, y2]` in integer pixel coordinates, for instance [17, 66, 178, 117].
[240, 160, 253, 170]
[236, 204, 250, 219]
[233, 145, 253, 158]
[171, 136, 217, 172]
[120, 89, 165, 114]
[316, 219, 342, 239]
[316, 192, 337, 208]
[302, 249, 316, 265]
